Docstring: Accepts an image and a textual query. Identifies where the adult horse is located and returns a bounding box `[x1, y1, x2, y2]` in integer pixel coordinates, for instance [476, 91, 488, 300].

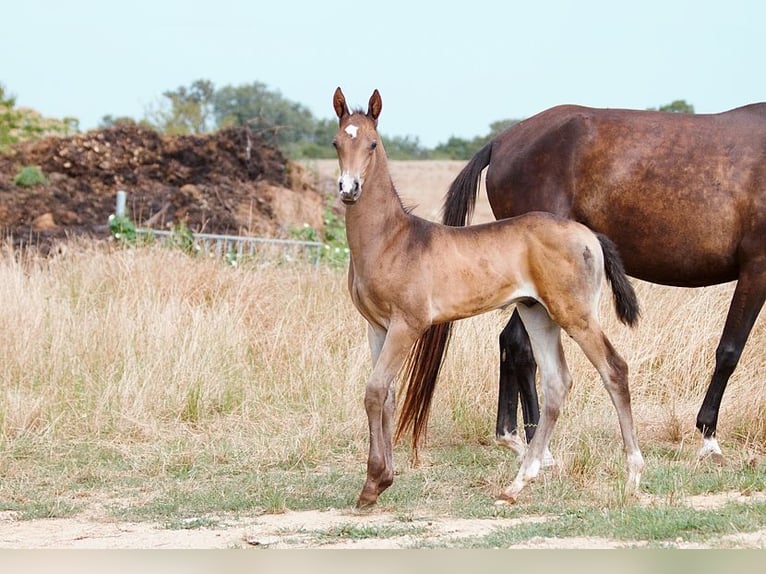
[331, 87, 642, 507]
[440, 102, 766, 462]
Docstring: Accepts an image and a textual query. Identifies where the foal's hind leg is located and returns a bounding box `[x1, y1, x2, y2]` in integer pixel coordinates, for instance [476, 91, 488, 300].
[569, 323, 644, 495]
[496, 310, 554, 466]
[498, 304, 571, 504]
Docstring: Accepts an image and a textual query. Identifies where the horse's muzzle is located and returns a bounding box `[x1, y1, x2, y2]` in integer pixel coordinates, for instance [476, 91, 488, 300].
[338, 173, 361, 204]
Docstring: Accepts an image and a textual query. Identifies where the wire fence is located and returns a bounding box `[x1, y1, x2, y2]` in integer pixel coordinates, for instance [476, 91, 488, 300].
[115, 190, 325, 266]
[135, 228, 324, 265]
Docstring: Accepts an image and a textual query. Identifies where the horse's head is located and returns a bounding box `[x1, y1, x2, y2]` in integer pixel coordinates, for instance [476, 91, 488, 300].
[332, 87, 382, 204]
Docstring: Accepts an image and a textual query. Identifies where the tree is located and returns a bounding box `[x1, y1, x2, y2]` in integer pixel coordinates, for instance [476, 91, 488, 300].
[0, 83, 19, 148]
[650, 99, 695, 114]
[382, 134, 429, 160]
[487, 118, 520, 138]
[99, 114, 139, 128]
[290, 118, 338, 159]
[212, 82, 316, 152]
[213, 82, 320, 157]
[1, 82, 79, 150]
[431, 119, 521, 160]
[145, 79, 216, 134]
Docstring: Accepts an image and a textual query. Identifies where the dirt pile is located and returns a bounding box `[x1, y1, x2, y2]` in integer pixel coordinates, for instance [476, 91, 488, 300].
[0, 125, 325, 249]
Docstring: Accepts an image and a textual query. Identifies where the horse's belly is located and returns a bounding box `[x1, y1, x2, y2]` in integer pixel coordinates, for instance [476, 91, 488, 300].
[618, 241, 738, 287]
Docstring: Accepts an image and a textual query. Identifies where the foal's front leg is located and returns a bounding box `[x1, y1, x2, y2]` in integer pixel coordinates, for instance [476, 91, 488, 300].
[357, 322, 418, 508]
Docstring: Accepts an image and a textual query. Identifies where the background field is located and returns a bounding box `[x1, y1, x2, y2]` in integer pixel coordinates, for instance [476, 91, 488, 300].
[1, 161, 766, 549]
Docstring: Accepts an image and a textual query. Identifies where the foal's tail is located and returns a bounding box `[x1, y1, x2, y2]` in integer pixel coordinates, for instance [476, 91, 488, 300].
[394, 323, 452, 461]
[442, 141, 493, 226]
[598, 233, 640, 327]
[394, 142, 494, 459]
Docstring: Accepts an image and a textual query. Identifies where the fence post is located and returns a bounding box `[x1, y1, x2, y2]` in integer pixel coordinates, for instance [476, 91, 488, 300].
[115, 190, 127, 218]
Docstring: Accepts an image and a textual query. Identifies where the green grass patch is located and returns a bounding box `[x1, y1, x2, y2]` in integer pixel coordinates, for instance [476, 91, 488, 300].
[13, 165, 46, 187]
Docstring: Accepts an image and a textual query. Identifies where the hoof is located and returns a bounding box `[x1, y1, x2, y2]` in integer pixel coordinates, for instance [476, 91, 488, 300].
[705, 452, 725, 466]
[356, 486, 380, 509]
[697, 437, 725, 466]
[356, 495, 377, 510]
[494, 492, 518, 506]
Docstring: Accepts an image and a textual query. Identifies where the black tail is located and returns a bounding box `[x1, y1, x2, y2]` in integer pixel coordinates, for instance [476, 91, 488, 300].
[442, 141, 493, 226]
[597, 233, 640, 327]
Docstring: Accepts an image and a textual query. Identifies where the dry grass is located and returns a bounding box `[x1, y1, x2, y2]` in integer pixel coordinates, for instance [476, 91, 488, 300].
[1, 239, 765, 483]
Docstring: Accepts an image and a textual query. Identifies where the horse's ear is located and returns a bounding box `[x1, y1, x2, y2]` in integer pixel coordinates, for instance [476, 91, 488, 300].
[333, 87, 350, 121]
[367, 89, 382, 123]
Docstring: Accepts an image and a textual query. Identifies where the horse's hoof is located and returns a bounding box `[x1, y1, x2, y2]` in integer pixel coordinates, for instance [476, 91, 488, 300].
[697, 437, 725, 466]
[494, 493, 518, 506]
[707, 452, 725, 466]
[356, 497, 377, 510]
[356, 489, 379, 509]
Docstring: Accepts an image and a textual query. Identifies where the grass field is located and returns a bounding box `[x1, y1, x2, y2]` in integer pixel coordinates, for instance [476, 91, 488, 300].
[1, 161, 766, 548]
[1, 236, 766, 548]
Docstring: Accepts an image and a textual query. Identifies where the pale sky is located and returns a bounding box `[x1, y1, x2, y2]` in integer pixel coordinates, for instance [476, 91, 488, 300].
[2, 0, 764, 147]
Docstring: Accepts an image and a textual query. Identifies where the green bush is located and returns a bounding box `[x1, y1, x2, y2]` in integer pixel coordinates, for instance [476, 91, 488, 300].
[290, 204, 349, 267]
[13, 165, 46, 187]
[108, 213, 137, 243]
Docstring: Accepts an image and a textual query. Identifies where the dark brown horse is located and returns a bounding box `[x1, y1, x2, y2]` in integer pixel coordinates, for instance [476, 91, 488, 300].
[439, 102, 766, 463]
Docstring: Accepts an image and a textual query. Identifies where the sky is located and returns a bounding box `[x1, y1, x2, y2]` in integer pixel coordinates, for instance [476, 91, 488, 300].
[2, 0, 764, 148]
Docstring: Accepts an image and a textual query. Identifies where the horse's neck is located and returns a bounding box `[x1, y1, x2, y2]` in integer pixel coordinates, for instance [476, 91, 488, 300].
[344, 156, 409, 254]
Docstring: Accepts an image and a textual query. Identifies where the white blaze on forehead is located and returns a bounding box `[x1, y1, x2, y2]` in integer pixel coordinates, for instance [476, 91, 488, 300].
[344, 124, 359, 138]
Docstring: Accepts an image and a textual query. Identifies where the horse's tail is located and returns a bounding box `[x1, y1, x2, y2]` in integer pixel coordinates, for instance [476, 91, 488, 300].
[597, 233, 640, 327]
[442, 141, 493, 226]
[394, 322, 453, 462]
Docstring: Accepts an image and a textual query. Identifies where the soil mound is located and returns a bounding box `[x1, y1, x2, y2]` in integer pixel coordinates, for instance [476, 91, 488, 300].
[0, 125, 325, 250]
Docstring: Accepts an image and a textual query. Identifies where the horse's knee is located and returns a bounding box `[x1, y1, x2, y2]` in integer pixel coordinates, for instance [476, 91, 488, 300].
[714, 342, 742, 379]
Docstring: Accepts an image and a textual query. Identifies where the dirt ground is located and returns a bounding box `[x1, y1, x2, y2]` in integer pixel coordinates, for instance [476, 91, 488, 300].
[2, 491, 766, 549]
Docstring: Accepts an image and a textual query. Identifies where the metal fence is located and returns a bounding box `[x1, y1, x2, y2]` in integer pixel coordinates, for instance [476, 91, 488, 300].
[135, 228, 324, 265]
[115, 191, 324, 265]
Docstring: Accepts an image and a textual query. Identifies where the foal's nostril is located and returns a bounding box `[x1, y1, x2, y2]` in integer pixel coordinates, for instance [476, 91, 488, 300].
[353, 180, 360, 193]
[338, 181, 343, 193]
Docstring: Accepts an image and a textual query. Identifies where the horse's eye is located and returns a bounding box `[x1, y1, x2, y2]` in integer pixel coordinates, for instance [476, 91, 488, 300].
[371, 141, 378, 150]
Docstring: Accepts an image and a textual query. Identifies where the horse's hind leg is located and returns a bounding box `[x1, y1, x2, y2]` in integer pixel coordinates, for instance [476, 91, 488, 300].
[498, 303, 570, 504]
[696, 265, 766, 463]
[569, 323, 644, 495]
[496, 311, 538, 454]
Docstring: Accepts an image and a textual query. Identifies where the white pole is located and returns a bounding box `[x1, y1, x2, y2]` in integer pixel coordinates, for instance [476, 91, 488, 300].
[115, 190, 127, 217]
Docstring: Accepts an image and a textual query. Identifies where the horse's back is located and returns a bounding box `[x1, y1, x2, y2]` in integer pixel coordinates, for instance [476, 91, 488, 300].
[485, 103, 766, 287]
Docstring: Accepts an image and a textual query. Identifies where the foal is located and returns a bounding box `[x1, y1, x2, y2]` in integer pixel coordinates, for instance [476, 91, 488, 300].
[332, 87, 643, 508]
